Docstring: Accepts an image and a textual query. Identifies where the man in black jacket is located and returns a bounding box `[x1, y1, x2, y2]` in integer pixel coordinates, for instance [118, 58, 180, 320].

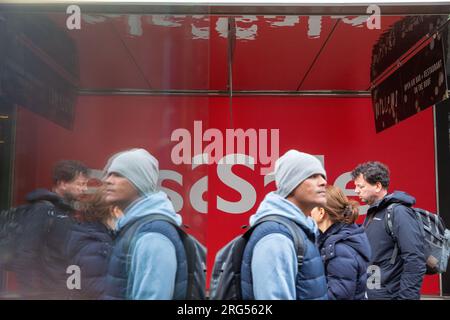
[16, 160, 89, 299]
[351, 161, 426, 300]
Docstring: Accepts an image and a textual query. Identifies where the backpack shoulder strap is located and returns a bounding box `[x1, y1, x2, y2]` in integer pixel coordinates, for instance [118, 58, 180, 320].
[119, 214, 175, 256]
[253, 215, 306, 270]
[385, 203, 405, 265]
[385, 204, 397, 240]
[119, 214, 204, 299]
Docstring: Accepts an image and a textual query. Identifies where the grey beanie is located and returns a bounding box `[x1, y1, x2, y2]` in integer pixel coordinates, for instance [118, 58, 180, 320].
[273, 150, 327, 198]
[104, 148, 159, 195]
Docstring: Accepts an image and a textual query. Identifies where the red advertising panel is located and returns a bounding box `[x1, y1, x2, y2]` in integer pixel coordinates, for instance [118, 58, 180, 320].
[13, 95, 439, 295]
[207, 96, 438, 294]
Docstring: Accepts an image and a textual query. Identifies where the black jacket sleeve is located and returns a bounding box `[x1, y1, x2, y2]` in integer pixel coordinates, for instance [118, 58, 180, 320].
[392, 205, 426, 300]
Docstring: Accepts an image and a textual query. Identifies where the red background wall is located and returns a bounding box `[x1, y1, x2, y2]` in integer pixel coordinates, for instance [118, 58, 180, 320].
[13, 95, 439, 294]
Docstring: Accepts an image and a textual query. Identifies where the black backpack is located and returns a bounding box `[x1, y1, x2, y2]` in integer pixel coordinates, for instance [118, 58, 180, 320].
[209, 215, 306, 300]
[0, 201, 55, 271]
[0, 205, 32, 270]
[385, 203, 450, 274]
[120, 214, 206, 300]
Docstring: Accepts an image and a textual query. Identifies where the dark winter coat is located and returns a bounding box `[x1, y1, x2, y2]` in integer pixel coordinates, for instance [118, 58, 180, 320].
[16, 188, 76, 299]
[66, 221, 115, 299]
[317, 222, 371, 300]
[363, 191, 426, 300]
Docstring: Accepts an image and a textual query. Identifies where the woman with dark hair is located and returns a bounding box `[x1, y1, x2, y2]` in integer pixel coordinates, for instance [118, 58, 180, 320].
[66, 187, 122, 299]
[311, 185, 371, 300]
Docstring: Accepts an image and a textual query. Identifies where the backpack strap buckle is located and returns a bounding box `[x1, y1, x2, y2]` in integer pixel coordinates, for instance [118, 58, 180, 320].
[385, 204, 400, 265]
[297, 255, 304, 268]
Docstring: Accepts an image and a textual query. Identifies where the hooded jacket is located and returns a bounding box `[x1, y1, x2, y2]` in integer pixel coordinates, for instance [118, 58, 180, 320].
[363, 191, 426, 300]
[317, 222, 371, 300]
[66, 221, 115, 299]
[241, 192, 328, 300]
[104, 191, 185, 300]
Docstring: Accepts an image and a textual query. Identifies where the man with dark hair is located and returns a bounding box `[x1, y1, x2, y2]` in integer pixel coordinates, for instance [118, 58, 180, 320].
[16, 160, 89, 299]
[52, 160, 90, 206]
[351, 161, 426, 300]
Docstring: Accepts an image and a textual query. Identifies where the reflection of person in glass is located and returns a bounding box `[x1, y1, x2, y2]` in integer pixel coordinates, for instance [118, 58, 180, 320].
[102, 148, 186, 300]
[16, 160, 89, 299]
[66, 187, 122, 299]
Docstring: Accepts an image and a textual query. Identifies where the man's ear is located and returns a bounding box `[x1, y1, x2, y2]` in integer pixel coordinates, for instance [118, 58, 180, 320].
[56, 180, 66, 192]
[375, 181, 383, 192]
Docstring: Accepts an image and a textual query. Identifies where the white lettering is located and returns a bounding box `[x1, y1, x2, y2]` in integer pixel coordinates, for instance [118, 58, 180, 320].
[217, 154, 257, 214]
[366, 5, 381, 30]
[158, 170, 184, 212]
[66, 265, 81, 290]
[170, 122, 279, 175]
[66, 5, 81, 30]
[189, 154, 209, 214]
[367, 265, 381, 290]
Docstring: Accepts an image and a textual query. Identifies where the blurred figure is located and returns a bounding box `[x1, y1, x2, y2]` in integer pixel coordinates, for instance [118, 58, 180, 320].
[311, 185, 371, 300]
[66, 187, 122, 299]
[15, 160, 89, 299]
[102, 148, 186, 300]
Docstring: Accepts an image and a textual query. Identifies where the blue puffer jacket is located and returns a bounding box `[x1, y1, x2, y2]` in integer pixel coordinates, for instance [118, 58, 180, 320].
[66, 221, 115, 299]
[317, 222, 371, 300]
[241, 192, 328, 300]
[103, 191, 185, 300]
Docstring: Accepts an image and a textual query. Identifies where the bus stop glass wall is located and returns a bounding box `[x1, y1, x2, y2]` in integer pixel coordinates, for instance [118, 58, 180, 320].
[0, 11, 212, 296]
[1, 10, 449, 298]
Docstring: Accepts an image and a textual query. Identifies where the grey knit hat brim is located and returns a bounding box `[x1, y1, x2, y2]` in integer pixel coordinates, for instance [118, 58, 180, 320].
[105, 148, 159, 195]
[273, 150, 326, 198]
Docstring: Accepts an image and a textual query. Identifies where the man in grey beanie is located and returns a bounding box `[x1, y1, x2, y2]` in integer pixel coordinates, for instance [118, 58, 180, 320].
[102, 148, 186, 300]
[104, 148, 159, 195]
[241, 149, 329, 300]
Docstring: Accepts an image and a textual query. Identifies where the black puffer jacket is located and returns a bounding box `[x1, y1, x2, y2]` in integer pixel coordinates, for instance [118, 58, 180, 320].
[16, 188, 76, 299]
[66, 221, 115, 299]
[364, 191, 426, 300]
